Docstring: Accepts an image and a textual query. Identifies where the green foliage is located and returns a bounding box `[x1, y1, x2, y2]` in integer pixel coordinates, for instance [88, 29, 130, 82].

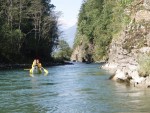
[53, 40, 72, 61]
[0, 23, 23, 61]
[0, 0, 59, 63]
[74, 0, 133, 61]
[119, 0, 133, 7]
[138, 54, 150, 77]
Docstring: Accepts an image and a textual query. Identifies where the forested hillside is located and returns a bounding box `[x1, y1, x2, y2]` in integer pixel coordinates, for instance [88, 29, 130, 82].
[72, 0, 133, 62]
[0, 0, 59, 63]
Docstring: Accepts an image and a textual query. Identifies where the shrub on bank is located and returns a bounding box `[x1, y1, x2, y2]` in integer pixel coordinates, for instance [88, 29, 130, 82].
[138, 54, 150, 77]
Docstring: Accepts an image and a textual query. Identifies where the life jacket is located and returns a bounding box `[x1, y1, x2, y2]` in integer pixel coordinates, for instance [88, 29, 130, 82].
[32, 62, 37, 68]
[31, 60, 42, 73]
[38, 63, 42, 68]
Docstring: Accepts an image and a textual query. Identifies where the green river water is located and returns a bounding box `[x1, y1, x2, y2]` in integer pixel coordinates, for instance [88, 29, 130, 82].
[0, 63, 150, 113]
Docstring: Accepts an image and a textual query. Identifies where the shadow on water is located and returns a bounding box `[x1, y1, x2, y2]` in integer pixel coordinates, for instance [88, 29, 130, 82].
[40, 82, 58, 86]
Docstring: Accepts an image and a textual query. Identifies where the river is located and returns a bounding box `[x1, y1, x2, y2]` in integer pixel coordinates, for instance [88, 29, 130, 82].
[0, 63, 150, 113]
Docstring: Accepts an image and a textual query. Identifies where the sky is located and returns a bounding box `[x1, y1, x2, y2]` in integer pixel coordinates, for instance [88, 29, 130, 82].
[51, 0, 83, 29]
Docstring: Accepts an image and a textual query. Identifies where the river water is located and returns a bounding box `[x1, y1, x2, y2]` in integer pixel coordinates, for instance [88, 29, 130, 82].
[0, 63, 150, 113]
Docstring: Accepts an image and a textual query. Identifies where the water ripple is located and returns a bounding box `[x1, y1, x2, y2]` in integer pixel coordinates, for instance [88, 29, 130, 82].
[1, 63, 150, 113]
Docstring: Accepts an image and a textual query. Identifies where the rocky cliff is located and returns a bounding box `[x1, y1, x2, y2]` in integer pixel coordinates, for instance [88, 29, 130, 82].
[103, 0, 150, 88]
[71, 40, 94, 62]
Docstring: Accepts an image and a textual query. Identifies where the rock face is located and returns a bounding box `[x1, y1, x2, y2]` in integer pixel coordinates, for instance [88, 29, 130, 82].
[71, 42, 93, 62]
[71, 45, 85, 62]
[102, 0, 150, 88]
[144, 0, 150, 10]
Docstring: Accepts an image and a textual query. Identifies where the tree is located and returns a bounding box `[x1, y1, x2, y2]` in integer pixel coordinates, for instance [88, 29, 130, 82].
[53, 40, 72, 61]
[0, 0, 60, 63]
[74, 0, 132, 61]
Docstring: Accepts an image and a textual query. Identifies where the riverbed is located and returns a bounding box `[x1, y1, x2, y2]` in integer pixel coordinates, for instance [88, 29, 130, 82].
[0, 63, 150, 113]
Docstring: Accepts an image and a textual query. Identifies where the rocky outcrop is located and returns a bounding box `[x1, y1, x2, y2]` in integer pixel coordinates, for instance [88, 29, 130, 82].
[71, 45, 85, 62]
[71, 41, 93, 62]
[144, 0, 150, 10]
[102, 0, 150, 88]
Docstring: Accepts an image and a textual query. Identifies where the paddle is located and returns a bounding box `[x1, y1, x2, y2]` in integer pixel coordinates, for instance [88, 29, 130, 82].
[42, 67, 48, 74]
[24, 69, 30, 70]
[24, 68, 32, 74]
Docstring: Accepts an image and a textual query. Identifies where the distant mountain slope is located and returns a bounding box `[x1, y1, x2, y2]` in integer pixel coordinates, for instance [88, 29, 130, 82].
[63, 24, 77, 48]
